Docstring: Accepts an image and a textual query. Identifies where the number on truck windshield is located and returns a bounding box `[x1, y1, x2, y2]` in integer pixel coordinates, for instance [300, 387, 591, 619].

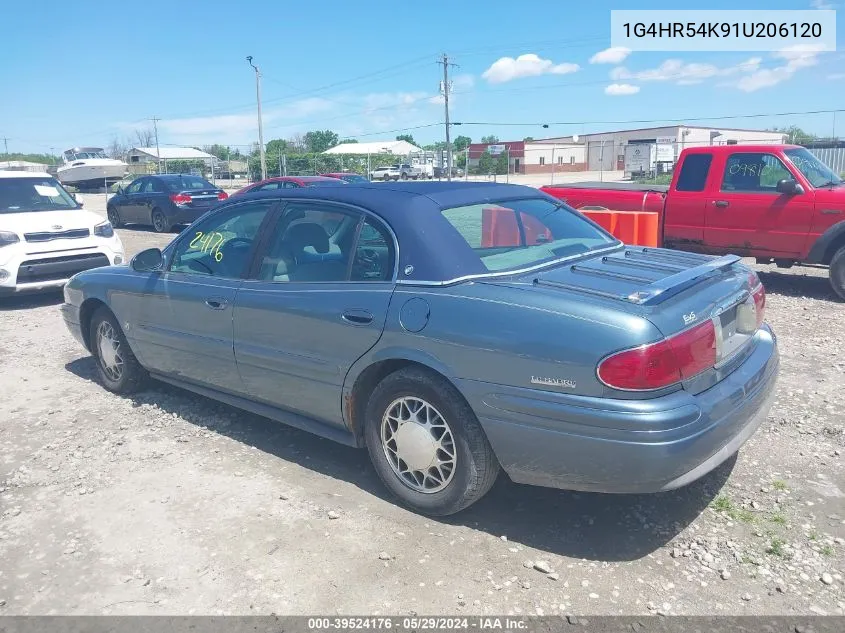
[721, 154, 792, 193]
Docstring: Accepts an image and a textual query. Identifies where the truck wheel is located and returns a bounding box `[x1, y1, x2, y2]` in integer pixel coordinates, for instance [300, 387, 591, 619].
[830, 245, 845, 300]
[401, 173, 408, 180]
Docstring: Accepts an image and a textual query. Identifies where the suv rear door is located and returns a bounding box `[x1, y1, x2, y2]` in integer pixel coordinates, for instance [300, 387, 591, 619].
[705, 151, 813, 257]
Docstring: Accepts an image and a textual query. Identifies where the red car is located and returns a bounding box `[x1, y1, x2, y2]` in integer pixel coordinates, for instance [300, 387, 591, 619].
[320, 172, 370, 184]
[232, 175, 346, 196]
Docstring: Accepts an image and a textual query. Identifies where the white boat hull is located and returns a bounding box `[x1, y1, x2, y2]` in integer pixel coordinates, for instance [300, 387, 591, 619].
[57, 159, 126, 189]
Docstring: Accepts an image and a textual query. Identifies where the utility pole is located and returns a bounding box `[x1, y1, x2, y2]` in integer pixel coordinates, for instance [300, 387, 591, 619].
[438, 53, 458, 181]
[247, 56, 267, 181]
[2, 137, 8, 155]
[150, 117, 162, 174]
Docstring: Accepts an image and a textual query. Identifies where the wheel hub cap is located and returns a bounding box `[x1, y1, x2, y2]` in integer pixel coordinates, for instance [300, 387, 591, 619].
[380, 396, 456, 494]
[97, 322, 123, 381]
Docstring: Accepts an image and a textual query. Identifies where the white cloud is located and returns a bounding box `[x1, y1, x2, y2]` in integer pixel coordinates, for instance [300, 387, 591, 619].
[828, 72, 845, 79]
[611, 57, 762, 84]
[156, 97, 336, 140]
[811, 0, 835, 9]
[735, 45, 823, 92]
[590, 47, 631, 64]
[482, 53, 579, 83]
[604, 83, 640, 96]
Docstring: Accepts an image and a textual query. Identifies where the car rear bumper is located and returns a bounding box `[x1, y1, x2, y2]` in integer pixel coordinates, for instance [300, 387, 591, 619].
[170, 205, 213, 225]
[458, 325, 779, 493]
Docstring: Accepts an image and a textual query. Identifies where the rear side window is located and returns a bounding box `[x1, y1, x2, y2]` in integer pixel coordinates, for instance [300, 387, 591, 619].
[164, 176, 214, 191]
[441, 198, 615, 273]
[675, 154, 712, 191]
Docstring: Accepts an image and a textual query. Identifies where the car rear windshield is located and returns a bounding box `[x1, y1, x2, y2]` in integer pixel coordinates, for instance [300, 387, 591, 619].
[0, 177, 79, 214]
[161, 175, 215, 192]
[441, 198, 617, 273]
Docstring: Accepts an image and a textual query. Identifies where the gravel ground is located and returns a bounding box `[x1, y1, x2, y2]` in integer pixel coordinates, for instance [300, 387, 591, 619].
[0, 194, 842, 616]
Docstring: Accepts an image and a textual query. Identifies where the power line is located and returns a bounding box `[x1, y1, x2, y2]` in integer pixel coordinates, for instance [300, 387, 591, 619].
[452, 108, 845, 129]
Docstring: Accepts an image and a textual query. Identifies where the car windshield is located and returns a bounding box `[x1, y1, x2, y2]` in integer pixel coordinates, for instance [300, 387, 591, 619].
[441, 198, 617, 273]
[342, 175, 368, 183]
[305, 180, 346, 187]
[162, 175, 215, 191]
[0, 176, 79, 214]
[784, 148, 843, 187]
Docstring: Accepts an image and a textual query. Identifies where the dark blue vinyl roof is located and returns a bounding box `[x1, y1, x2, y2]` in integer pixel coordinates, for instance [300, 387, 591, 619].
[226, 181, 558, 282]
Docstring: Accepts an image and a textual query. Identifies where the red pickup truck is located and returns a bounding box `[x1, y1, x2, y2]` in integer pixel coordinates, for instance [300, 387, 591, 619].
[542, 144, 845, 299]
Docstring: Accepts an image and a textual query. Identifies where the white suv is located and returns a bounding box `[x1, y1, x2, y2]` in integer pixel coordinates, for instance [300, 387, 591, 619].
[0, 171, 124, 296]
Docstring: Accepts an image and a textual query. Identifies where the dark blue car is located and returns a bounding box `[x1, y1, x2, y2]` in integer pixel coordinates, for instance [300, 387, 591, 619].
[63, 182, 779, 516]
[107, 174, 228, 233]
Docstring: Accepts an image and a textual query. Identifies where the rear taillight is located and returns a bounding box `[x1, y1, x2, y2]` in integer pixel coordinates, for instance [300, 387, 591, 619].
[752, 283, 766, 330]
[170, 193, 192, 204]
[598, 320, 717, 391]
[217, 191, 228, 201]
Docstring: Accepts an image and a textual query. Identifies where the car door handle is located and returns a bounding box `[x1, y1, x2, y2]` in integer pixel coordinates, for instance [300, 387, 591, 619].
[713, 200, 730, 208]
[341, 310, 373, 325]
[205, 297, 229, 310]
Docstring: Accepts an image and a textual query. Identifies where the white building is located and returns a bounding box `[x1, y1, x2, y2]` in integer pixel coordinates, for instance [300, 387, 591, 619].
[126, 147, 217, 174]
[323, 140, 423, 155]
[550, 126, 788, 172]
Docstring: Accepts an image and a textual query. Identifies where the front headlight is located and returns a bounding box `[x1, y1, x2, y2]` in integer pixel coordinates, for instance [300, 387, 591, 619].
[0, 230, 20, 247]
[93, 221, 114, 238]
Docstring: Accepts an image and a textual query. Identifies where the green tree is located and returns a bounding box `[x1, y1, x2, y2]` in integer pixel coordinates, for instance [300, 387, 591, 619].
[395, 134, 416, 146]
[481, 135, 499, 144]
[203, 144, 233, 160]
[423, 141, 448, 152]
[265, 139, 290, 157]
[303, 130, 340, 153]
[0, 151, 60, 165]
[523, 136, 535, 142]
[453, 135, 472, 151]
[767, 126, 820, 144]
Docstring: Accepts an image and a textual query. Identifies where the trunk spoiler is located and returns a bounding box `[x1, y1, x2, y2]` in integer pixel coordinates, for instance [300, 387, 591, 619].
[532, 250, 742, 305]
[625, 252, 742, 306]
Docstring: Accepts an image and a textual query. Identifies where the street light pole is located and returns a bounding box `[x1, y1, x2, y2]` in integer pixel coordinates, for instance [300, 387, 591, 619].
[246, 56, 267, 181]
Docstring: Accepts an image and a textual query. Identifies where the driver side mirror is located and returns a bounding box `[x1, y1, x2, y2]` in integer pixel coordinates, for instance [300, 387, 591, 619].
[72, 193, 84, 206]
[776, 178, 804, 195]
[131, 247, 164, 272]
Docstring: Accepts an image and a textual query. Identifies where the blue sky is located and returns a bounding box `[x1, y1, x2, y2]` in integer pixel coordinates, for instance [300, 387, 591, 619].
[3, 0, 844, 154]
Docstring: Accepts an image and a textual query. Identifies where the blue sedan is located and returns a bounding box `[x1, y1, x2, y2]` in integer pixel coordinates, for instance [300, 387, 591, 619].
[62, 182, 779, 515]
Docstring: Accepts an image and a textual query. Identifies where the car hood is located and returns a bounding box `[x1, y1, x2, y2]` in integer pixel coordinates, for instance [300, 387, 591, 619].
[0, 209, 105, 235]
[481, 246, 756, 339]
[812, 184, 845, 205]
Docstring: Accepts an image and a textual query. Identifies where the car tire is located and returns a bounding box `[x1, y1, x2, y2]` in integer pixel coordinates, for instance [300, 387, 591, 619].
[89, 306, 147, 394]
[830, 245, 845, 300]
[107, 204, 124, 228]
[364, 367, 500, 516]
[151, 208, 170, 233]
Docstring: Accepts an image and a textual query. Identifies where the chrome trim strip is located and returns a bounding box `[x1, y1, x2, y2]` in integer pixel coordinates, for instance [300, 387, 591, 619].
[395, 243, 624, 287]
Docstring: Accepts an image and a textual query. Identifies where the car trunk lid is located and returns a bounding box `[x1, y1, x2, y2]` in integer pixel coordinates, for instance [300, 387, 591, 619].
[486, 246, 761, 383]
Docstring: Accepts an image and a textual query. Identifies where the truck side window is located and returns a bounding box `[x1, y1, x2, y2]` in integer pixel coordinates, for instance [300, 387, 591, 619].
[676, 154, 712, 191]
[721, 153, 792, 193]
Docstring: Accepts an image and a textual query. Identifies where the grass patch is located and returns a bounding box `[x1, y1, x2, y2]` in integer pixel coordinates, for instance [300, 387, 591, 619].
[821, 545, 834, 557]
[711, 495, 755, 523]
[769, 512, 787, 526]
[767, 537, 788, 558]
[772, 480, 788, 491]
[809, 532, 818, 541]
